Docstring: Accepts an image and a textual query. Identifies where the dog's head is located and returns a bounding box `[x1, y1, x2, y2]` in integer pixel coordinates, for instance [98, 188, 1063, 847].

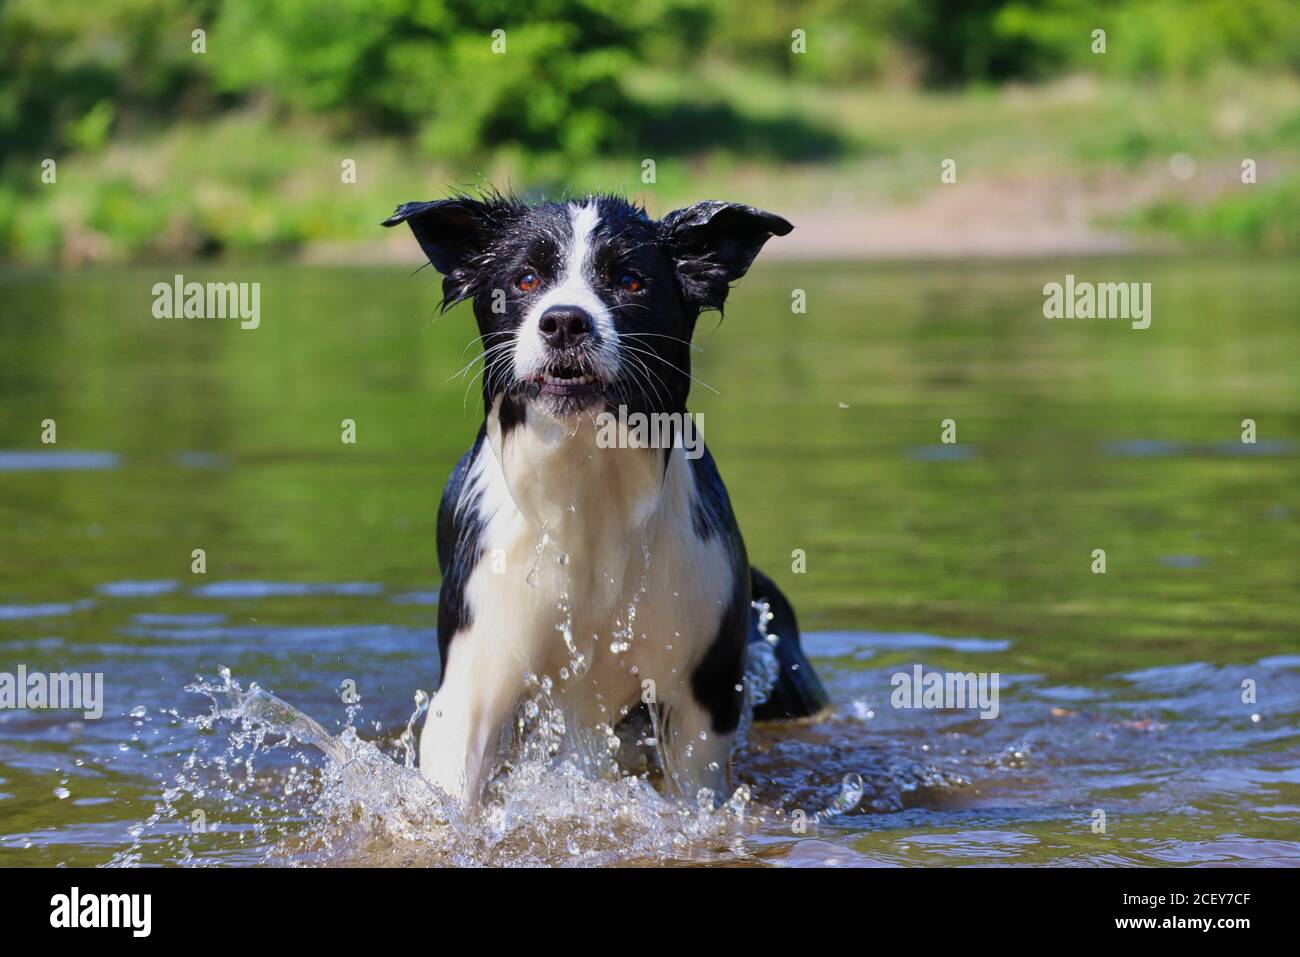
[384, 193, 791, 420]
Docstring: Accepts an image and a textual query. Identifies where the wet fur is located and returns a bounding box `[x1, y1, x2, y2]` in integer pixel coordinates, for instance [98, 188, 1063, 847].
[385, 192, 824, 808]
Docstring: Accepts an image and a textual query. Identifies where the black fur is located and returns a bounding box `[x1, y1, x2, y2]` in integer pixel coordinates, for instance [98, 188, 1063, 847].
[388, 192, 823, 727]
[682, 447, 751, 733]
[433, 427, 486, 687]
[690, 576, 750, 735]
[687, 447, 732, 540]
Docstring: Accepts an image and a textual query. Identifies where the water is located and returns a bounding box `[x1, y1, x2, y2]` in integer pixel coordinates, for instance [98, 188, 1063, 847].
[0, 257, 1297, 866]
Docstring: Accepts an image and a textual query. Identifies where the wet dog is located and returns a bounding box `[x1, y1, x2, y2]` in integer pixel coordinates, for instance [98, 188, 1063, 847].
[385, 193, 827, 808]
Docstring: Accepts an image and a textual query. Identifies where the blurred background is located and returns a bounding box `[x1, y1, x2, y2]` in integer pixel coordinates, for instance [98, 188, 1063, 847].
[3, 0, 1300, 262]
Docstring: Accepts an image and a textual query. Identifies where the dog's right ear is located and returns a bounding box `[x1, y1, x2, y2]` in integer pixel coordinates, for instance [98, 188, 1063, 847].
[383, 198, 498, 277]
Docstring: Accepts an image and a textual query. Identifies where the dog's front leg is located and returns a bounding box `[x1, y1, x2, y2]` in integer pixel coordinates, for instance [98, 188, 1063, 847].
[419, 628, 523, 810]
[661, 696, 735, 804]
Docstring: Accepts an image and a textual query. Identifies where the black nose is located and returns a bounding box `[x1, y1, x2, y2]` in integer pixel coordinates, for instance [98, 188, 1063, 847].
[538, 306, 592, 349]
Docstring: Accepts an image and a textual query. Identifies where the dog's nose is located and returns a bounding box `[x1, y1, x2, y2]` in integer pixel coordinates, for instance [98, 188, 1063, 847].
[538, 306, 592, 350]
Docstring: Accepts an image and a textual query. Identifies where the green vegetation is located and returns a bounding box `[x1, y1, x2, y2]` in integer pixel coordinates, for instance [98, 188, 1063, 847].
[1125, 172, 1300, 252]
[2, 0, 1299, 262]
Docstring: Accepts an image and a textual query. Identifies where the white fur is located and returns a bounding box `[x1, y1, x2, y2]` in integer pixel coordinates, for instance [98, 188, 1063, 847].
[420, 405, 736, 809]
[512, 203, 621, 383]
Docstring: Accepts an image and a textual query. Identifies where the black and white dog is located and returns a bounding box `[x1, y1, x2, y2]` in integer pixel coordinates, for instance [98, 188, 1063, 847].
[385, 193, 827, 808]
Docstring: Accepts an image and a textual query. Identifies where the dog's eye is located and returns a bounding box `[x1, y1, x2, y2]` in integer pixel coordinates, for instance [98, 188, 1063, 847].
[517, 272, 540, 293]
[618, 272, 643, 293]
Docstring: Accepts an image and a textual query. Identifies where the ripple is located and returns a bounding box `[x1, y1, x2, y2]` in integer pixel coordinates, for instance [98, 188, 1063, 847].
[175, 451, 231, 469]
[1102, 439, 1185, 458]
[0, 451, 120, 471]
[0, 599, 95, 620]
[97, 581, 179, 598]
[907, 444, 977, 462]
[1258, 655, 1300, 670]
[132, 613, 227, 626]
[804, 630, 1011, 659]
[120, 622, 434, 655]
[191, 581, 385, 599]
[1102, 438, 1294, 459]
[388, 590, 439, 605]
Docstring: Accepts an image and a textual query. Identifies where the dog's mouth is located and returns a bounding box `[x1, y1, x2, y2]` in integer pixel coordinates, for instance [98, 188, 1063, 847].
[529, 362, 605, 398]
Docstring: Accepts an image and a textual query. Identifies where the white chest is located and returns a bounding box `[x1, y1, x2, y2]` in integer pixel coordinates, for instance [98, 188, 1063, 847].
[462, 412, 734, 727]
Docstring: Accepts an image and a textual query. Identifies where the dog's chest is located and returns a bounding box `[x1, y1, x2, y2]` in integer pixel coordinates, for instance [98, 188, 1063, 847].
[459, 414, 734, 725]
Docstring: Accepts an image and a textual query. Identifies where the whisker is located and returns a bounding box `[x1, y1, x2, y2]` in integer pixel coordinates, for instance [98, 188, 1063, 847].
[619, 329, 703, 353]
[446, 340, 515, 383]
[618, 352, 668, 411]
[618, 343, 719, 395]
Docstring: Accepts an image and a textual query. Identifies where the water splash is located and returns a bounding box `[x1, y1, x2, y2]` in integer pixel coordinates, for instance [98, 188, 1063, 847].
[609, 536, 653, 657]
[818, 773, 865, 820]
[112, 666, 774, 867]
[553, 595, 588, 678]
[735, 598, 782, 748]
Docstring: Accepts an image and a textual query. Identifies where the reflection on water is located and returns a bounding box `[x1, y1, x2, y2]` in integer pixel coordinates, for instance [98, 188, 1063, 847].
[0, 258, 1297, 866]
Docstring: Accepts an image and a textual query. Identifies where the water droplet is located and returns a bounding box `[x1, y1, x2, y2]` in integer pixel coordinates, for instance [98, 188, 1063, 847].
[826, 772, 864, 816]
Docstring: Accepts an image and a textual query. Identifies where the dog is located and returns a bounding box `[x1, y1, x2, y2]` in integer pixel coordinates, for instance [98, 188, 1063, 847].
[384, 193, 827, 809]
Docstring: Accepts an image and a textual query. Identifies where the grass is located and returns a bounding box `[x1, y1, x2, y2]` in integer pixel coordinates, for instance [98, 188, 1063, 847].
[3, 65, 1300, 263]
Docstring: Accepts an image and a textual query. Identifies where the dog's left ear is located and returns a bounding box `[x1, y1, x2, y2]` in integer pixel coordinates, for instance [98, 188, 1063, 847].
[662, 201, 793, 312]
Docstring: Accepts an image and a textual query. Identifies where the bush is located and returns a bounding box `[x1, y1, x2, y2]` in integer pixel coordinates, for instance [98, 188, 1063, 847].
[206, 0, 710, 159]
[1129, 174, 1300, 252]
[995, 0, 1300, 81]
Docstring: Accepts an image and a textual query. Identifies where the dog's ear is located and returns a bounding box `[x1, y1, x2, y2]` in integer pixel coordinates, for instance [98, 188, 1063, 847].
[384, 197, 508, 310]
[383, 197, 501, 275]
[662, 201, 793, 312]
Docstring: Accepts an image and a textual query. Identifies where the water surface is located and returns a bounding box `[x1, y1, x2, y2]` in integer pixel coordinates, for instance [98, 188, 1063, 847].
[0, 258, 1296, 865]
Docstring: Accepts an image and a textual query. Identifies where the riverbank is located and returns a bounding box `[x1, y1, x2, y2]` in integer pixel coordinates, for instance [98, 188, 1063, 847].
[6, 68, 1299, 265]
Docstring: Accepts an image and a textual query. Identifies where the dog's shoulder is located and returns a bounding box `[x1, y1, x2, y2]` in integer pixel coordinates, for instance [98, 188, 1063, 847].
[685, 443, 742, 547]
[436, 427, 490, 679]
[436, 426, 487, 575]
